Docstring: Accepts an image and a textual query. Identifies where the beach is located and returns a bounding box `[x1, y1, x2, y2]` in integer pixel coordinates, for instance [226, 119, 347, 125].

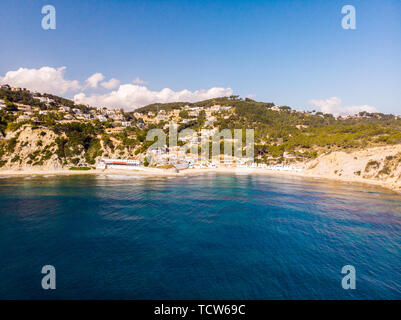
[1, 164, 400, 193]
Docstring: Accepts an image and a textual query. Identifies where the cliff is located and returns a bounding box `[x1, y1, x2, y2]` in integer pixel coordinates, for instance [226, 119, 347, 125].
[305, 145, 401, 192]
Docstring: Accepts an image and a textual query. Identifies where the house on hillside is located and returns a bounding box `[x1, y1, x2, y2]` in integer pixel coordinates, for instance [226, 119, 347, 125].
[16, 115, 31, 122]
[96, 115, 107, 122]
[210, 105, 221, 112]
[17, 105, 32, 112]
[59, 106, 71, 112]
[106, 127, 124, 134]
[156, 114, 168, 121]
[189, 110, 199, 117]
[110, 114, 124, 121]
[35, 96, 53, 104]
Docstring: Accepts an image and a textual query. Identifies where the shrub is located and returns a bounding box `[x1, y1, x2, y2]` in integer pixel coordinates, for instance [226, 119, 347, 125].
[365, 160, 379, 172]
[6, 137, 17, 153]
[378, 166, 391, 176]
[11, 155, 20, 163]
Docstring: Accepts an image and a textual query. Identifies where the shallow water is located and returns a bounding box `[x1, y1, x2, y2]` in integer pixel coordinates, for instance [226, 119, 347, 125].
[1, 173, 401, 299]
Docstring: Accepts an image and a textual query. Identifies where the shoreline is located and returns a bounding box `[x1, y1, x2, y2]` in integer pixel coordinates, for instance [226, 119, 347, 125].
[1, 167, 400, 194]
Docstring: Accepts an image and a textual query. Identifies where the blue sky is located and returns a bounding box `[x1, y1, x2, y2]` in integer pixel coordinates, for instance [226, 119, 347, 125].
[1, 0, 400, 113]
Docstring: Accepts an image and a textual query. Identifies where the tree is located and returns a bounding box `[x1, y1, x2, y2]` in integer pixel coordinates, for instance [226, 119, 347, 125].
[179, 110, 189, 118]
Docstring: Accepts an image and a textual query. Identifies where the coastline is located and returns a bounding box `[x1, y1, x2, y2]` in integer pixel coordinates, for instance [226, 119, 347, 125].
[1, 166, 400, 194]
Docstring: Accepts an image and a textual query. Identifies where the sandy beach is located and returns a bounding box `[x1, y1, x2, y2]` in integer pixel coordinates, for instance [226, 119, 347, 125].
[2, 143, 401, 193]
[1, 165, 400, 194]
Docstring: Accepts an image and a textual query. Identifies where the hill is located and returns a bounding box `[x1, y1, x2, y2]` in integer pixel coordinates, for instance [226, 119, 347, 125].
[1, 86, 401, 180]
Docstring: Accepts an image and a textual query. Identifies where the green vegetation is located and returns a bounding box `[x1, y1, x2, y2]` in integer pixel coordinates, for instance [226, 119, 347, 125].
[69, 166, 91, 171]
[52, 122, 102, 163]
[378, 165, 391, 176]
[1, 88, 401, 168]
[6, 137, 18, 153]
[156, 164, 174, 169]
[84, 138, 103, 165]
[137, 97, 401, 163]
[365, 160, 380, 172]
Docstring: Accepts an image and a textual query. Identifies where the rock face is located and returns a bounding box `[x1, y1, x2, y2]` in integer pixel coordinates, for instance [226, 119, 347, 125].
[0, 125, 135, 171]
[306, 145, 401, 191]
[1, 124, 401, 192]
[0, 126, 63, 170]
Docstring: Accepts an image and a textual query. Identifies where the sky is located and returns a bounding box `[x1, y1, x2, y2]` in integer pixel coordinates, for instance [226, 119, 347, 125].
[1, 0, 400, 115]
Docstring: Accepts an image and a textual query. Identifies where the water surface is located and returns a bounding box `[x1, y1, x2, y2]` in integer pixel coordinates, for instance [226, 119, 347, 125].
[1, 173, 401, 299]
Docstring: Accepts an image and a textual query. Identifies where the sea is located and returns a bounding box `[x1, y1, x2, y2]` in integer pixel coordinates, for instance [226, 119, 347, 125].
[1, 173, 401, 299]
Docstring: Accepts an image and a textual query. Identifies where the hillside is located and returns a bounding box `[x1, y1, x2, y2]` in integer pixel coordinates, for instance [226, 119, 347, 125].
[304, 145, 401, 192]
[1, 86, 401, 189]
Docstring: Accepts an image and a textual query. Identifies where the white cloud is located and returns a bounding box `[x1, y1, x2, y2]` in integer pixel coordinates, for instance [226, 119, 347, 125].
[101, 78, 120, 89]
[85, 72, 105, 89]
[309, 97, 378, 117]
[74, 84, 233, 110]
[1, 66, 233, 110]
[133, 77, 147, 85]
[0, 66, 80, 95]
[246, 94, 256, 99]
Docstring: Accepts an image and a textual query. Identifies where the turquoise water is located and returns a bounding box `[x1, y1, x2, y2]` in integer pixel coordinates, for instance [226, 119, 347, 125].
[1, 173, 401, 299]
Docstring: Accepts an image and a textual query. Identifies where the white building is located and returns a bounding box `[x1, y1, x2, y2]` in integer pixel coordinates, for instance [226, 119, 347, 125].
[110, 114, 124, 121]
[156, 114, 168, 121]
[35, 96, 53, 104]
[210, 105, 221, 112]
[97, 158, 142, 169]
[59, 106, 71, 112]
[17, 115, 31, 122]
[96, 115, 107, 122]
[105, 109, 116, 115]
